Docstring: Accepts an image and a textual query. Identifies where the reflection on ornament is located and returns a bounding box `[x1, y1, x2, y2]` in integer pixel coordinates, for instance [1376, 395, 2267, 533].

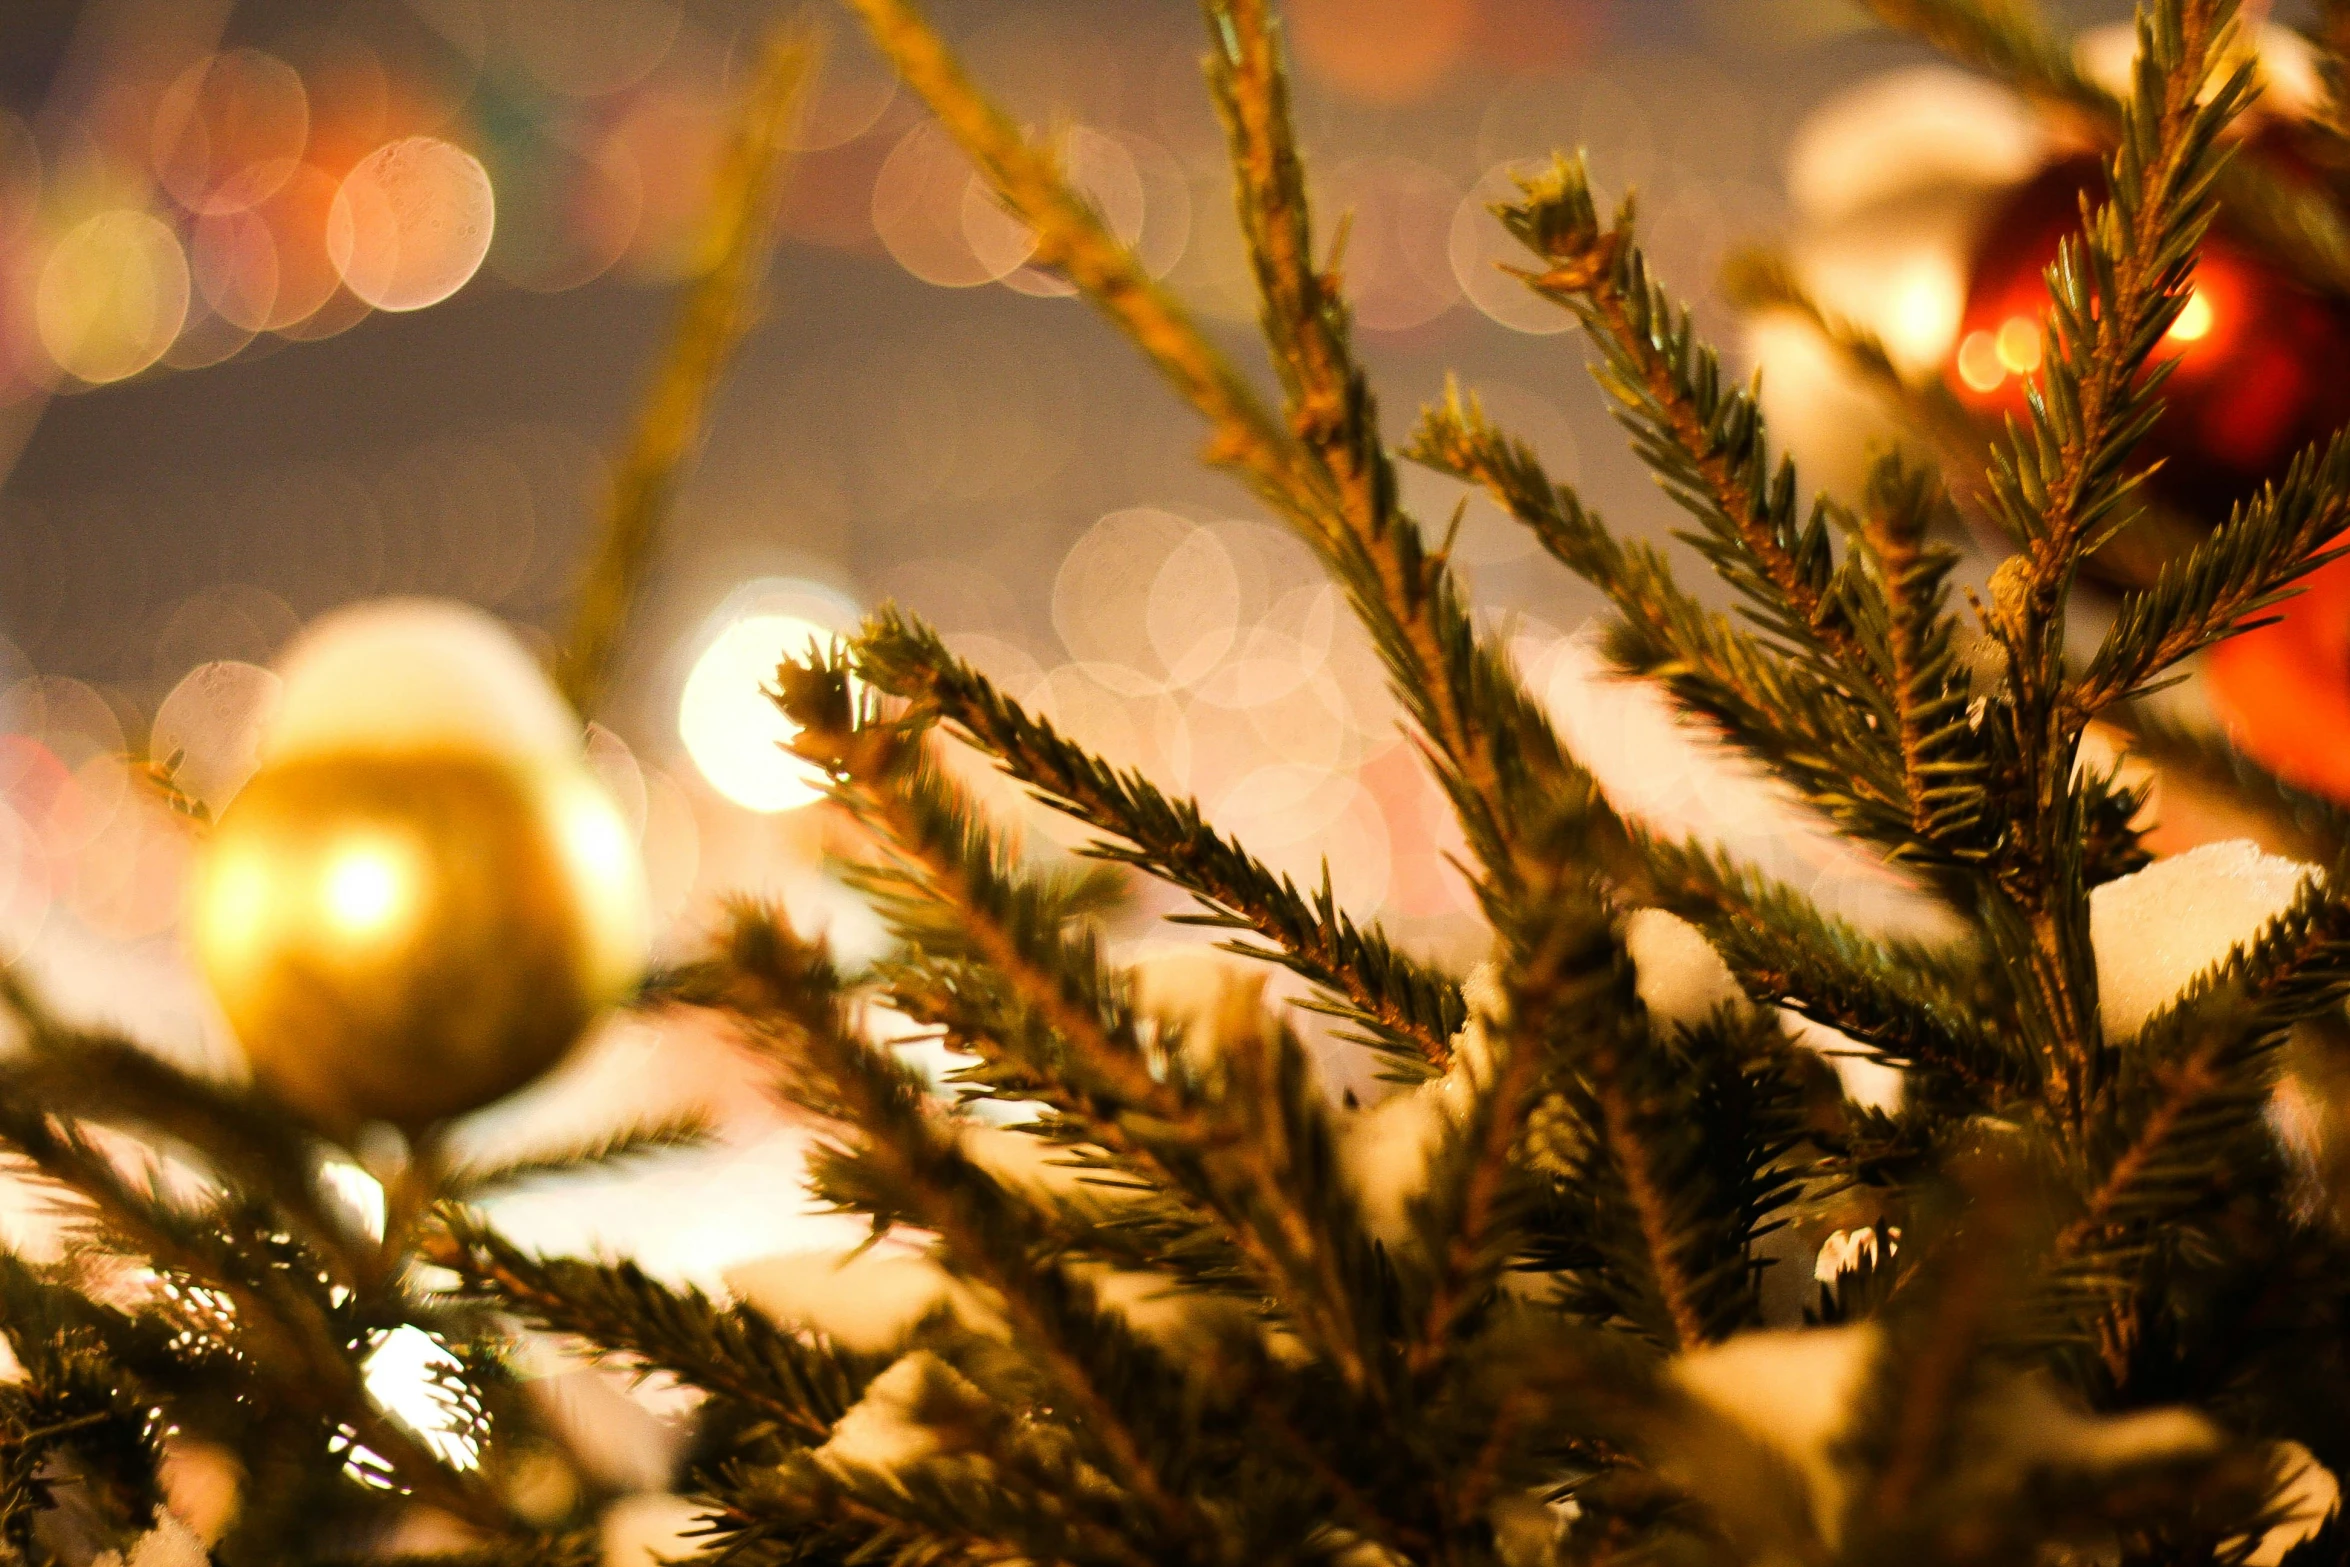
[679, 613, 836, 813]
[192, 600, 646, 1138]
[319, 832, 416, 942]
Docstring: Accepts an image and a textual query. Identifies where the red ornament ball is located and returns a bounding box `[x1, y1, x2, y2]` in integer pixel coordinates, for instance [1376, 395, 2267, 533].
[1948, 155, 2350, 517]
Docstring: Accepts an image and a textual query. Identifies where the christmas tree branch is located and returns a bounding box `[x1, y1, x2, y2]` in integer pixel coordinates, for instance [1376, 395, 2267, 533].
[723, 922, 1239, 1555]
[2103, 703, 2350, 865]
[554, 20, 808, 717]
[841, 0, 1323, 532]
[0, 996, 373, 1290]
[768, 681, 1399, 1393]
[856, 607, 1465, 1075]
[1497, 158, 1863, 672]
[849, 0, 1623, 931]
[1194, 0, 1630, 919]
[436, 1220, 861, 1444]
[1631, 837, 2021, 1100]
[1857, 0, 2107, 117]
[1847, 457, 1991, 854]
[438, 1113, 716, 1201]
[1862, 0, 2350, 303]
[1412, 393, 1958, 864]
[2073, 426, 2350, 716]
[0, 1110, 507, 1530]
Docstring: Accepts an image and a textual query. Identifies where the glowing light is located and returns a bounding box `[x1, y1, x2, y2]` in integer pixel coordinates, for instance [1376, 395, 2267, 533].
[327, 137, 495, 311]
[36, 210, 190, 384]
[359, 1325, 480, 1471]
[1956, 328, 2006, 393]
[2170, 289, 2214, 342]
[679, 614, 838, 813]
[1994, 315, 2042, 375]
[317, 1160, 386, 1240]
[319, 835, 414, 942]
[196, 845, 273, 967]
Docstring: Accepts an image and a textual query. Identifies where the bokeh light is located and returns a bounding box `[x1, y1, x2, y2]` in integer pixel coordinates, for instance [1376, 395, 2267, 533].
[151, 660, 282, 815]
[503, 0, 681, 99]
[1322, 158, 1459, 333]
[1287, 0, 1473, 104]
[327, 137, 495, 312]
[679, 611, 841, 814]
[36, 210, 190, 384]
[784, 31, 900, 152]
[874, 119, 1023, 289]
[150, 50, 310, 216]
[1451, 163, 1571, 336]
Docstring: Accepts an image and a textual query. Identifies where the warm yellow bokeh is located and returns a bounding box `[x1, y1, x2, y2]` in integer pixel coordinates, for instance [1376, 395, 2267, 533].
[679, 613, 836, 813]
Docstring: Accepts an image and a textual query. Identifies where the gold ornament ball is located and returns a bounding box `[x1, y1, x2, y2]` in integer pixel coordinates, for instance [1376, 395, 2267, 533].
[191, 600, 647, 1138]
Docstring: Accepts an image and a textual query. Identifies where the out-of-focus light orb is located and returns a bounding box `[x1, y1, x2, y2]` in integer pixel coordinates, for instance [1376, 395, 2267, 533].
[1451, 163, 1572, 336]
[1877, 257, 1965, 374]
[506, 0, 680, 99]
[151, 49, 310, 215]
[1994, 315, 2041, 375]
[1287, 0, 1472, 103]
[875, 121, 1026, 289]
[36, 210, 190, 383]
[152, 658, 281, 814]
[679, 613, 840, 813]
[1956, 329, 2005, 393]
[327, 137, 495, 311]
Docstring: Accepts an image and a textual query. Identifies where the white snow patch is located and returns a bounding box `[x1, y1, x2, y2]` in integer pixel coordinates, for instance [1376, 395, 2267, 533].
[2090, 840, 2319, 1040]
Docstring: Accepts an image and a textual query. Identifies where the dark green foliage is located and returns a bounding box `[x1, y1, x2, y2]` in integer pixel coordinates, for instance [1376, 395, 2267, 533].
[857, 608, 1465, 1078]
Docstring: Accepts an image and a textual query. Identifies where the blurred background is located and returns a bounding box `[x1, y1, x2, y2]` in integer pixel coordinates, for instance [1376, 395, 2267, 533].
[0, 0, 2145, 1280]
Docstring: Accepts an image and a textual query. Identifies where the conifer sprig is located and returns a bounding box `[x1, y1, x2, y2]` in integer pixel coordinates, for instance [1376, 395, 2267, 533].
[856, 608, 1466, 1075]
[555, 22, 809, 717]
[439, 1222, 862, 1445]
[2075, 428, 2350, 714]
[774, 660, 1399, 1394]
[1412, 393, 1989, 868]
[1856, 0, 2111, 119]
[849, 0, 1619, 934]
[1490, 160, 1862, 672]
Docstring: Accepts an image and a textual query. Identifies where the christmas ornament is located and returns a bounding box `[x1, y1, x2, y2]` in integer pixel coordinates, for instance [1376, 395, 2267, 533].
[191, 599, 647, 1138]
[1755, 26, 2350, 526]
[1948, 154, 2350, 518]
[2206, 552, 2350, 802]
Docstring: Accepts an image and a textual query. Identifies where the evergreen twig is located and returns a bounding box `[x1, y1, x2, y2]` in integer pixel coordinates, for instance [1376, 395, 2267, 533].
[554, 22, 809, 716]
